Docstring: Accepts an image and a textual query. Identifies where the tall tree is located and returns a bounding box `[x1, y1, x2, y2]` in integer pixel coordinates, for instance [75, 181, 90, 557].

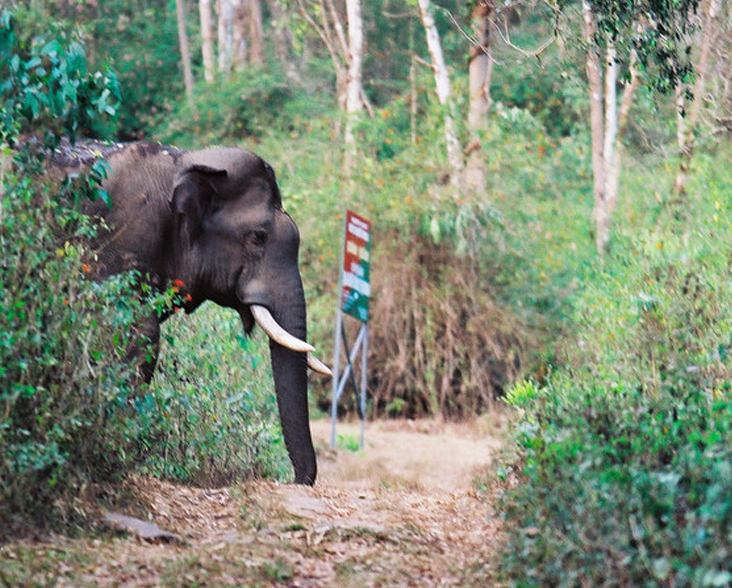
[575, 0, 700, 255]
[465, 0, 494, 198]
[248, 0, 265, 66]
[295, 0, 349, 108]
[581, 2, 641, 255]
[295, 0, 369, 165]
[673, 0, 723, 196]
[199, 0, 216, 83]
[232, 0, 246, 69]
[218, 0, 234, 75]
[268, 0, 303, 82]
[175, 0, 195, 104]
[417, 0, 463, 188]
[344, 0, 364, 173]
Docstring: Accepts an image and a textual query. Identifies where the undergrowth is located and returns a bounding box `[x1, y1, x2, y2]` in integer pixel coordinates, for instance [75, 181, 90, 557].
[0, 10, 290, 535]
[499, 145, 732, 586]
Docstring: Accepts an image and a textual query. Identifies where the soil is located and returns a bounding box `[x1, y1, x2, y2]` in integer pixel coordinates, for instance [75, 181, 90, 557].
[0, 416, 507, 587]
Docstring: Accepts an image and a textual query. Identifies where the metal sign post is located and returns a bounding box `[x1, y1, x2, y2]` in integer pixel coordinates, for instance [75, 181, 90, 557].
[331, 210, 371, 449]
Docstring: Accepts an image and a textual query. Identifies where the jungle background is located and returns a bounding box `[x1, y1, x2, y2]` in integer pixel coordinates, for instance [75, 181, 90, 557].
[3, 0, 732, 585]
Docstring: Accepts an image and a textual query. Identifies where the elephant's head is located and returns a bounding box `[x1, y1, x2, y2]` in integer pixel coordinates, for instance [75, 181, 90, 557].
[167, 147, 329, 485]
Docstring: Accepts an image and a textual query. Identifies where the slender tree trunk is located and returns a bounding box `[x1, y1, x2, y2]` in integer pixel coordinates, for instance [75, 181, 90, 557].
[417, 0, 463, 188]
[607, 47, 640, 215]
[249, 0, 265, 66]
[465, 0, 494, 198]
[175, 0, 195, 104]
[199, 0, 216, 83]
[344, 0, 364, 174]
[673, 0, 722, 196]
[582, 3, 641, 256]
[411, 52, 418, 147]
[232, 0, 247, 70]
[218, 0, 234, 75]
[268, 0, 303, 83]
[295, 0, 348, 107]
[582, 1, 609, 255]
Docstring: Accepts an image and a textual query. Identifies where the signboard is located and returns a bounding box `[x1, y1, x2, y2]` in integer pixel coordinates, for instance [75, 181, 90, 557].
[340, 210, 371, 323]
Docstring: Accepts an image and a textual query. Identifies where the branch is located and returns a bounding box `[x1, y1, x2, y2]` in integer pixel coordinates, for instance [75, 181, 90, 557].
[413, 53, 435, 72]
[324, 0, 348, 58]
[443, 7, 499, 65]
[296, 0, 345, 69]
[495, 17, 557, 62]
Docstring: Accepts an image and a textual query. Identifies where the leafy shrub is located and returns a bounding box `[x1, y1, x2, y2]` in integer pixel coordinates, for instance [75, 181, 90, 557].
[0, 8, 140, 533]
[499, 147, 732, 586]
[0, 10, 290, 536]
[0, 9, 120, 145]
[141, 306, 291, 486]
[0, 158, 151, 533]
[158, 63, 335, 148]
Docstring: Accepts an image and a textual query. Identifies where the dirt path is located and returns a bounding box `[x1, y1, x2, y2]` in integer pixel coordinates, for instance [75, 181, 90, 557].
[0, 417, 506, 587]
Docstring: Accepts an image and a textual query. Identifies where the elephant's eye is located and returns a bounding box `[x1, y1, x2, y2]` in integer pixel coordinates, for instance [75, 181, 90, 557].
[249, 229, 268, 248]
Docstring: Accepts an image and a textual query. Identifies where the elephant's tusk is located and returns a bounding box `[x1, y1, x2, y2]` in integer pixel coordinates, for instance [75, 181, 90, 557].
[251, 304, 315, 353]
[307, 353, 333, 377]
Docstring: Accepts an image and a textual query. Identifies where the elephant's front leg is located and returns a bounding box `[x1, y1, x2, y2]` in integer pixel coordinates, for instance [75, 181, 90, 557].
[127, 312, 161, 385]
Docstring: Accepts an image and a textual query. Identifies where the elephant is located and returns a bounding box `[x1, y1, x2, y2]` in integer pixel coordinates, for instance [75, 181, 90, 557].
[53, 139, 330, 486]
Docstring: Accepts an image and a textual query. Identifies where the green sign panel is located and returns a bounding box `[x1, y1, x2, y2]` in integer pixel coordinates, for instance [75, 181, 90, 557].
[341, 210, 371, 322]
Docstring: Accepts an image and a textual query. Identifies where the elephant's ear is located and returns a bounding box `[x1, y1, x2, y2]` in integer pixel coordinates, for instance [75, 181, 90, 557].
[170, 164, 228, 241]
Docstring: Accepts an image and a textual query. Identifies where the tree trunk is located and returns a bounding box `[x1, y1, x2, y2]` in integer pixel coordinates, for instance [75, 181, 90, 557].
[218, 0, 234, 75]
[465, 0, 494, 198]
[582, 1, 609, 255]
[232, 0, 247, 70]
[199, 0, 216, 83]
[606, 46, 640, 215]
[175, 0, 195, 104]
[344, 0, 364, 174]
[417, 0, 463, 188]
[248, 0, 264, 66]
[673, 0, 722, 196]
[295, 0, 348, 107]
[268, 0, 303, 83]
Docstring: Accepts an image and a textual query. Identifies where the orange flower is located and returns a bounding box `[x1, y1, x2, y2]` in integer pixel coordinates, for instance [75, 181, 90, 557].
[82, 263, 91, 273]
[185, 293, 193, 302]
[174, 279, 185, 288]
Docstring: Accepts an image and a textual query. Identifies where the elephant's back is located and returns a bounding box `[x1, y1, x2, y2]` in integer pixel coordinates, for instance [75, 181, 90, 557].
[101, 142, 181, 212]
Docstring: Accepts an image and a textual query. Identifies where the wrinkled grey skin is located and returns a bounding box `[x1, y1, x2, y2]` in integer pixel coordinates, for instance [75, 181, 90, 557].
[60, 141, 317, 485]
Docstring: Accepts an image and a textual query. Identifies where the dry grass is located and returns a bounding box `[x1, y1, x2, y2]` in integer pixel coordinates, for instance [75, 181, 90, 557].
[368, 235, 526, 419]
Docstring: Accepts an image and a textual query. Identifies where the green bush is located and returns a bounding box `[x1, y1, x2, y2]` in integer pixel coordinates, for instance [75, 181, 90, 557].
[158, 62, 336, 148]
[0, 10, 291, 535]
[0, 8, 140, 532]
[0, 159, 151, 531]
[499, 147, 732, 586]
[142, 306, 291, 486]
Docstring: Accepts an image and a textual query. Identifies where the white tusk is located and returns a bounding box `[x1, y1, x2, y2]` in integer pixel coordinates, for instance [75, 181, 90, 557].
[251, 304, 315, 353]
[308, 353, 333, 377]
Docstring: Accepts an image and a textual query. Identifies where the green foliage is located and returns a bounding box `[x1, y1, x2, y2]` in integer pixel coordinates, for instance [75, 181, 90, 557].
[580, 0, 701, 95]
[0, 156, 150, 531]
[142, 307, 291, 486]
[0, 10, 289, 534]
[0, 9, 120, 145]
[87, 0, 182, 139]
[499, 146, 732, 586]
[0, 8, 135, 533]
[158, 63, 335, 147]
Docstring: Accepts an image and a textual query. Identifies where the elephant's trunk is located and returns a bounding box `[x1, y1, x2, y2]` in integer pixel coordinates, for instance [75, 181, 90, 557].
[270, 340, 317, 485]
[251, 285, 316, 485]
